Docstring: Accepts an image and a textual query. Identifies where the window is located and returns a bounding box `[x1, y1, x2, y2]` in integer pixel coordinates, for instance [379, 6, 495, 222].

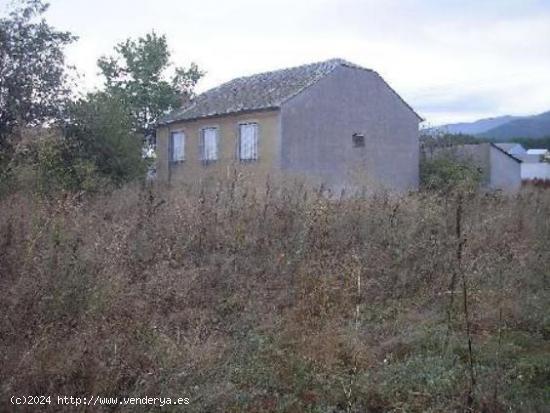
[352, 133, 365, 148]
[200, 127, 218, 163]
[239, 123, 258, 161]
[170, 131, 185, 162]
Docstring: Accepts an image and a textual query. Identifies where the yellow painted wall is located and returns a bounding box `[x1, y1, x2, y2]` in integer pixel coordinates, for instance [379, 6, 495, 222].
[156, 110, 281, 185]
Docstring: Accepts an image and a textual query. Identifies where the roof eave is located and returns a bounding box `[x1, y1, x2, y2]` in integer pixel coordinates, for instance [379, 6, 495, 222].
[158, 106, 281, 126]
[372, 71, 423, 122]
[490, 142, 522, 163]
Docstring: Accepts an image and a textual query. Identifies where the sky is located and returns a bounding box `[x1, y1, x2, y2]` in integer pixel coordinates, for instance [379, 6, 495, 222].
[2, 0, 550, 125]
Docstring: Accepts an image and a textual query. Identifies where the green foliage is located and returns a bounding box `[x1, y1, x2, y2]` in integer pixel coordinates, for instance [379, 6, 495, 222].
[0, 0, 75, 168]
[378, 355, 462, 408]
[34, 136, 98, 193]
[97, 32, 203, 139]
[420, 133, 483, 154]
[508, 136, 550, 150]
[421, 132, 550, 152]
[64, 92, 147, 187]
[1, 5, 200, 194]
[6, 93, 148, 196]
[420, 155, 483, 192]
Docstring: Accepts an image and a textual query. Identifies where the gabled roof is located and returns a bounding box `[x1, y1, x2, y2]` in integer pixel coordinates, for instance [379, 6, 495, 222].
[490, 143, 522, 163]
[494, 143, 524, 153]
[160, 58, 421, 124]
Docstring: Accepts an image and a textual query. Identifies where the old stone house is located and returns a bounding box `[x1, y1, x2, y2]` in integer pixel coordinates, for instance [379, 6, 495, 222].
[156, 58, 422, 192]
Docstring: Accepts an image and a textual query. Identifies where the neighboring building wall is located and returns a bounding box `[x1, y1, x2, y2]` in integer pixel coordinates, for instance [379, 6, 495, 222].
[489, 146, 522, 192]
[156, 110, 281, 185]
[280, 65, 420, 193]
[517, 154, 543, 163]
[521, 162, 550, 180]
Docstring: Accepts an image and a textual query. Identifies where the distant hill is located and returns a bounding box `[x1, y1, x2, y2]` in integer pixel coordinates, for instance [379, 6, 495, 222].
[431, 111, 550, 139]
[478, 111, 550, 139]
[436, 115, 520, 135]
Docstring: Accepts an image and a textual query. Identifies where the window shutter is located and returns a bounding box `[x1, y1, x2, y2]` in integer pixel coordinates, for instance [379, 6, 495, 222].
[181, 133, 185, 160]
[206, 128, 217, 160]
[170, 131, 185, 162]
[238, 125, 244, 160]
[200, 128, 218, 162]
[238, 123, 258, 161]
[253, 124, 258, 160]
[174, 134, 180, 160]
[199, 129, 205, 161]
[169, 132, 174, 162]
[215, 131, 219, 160]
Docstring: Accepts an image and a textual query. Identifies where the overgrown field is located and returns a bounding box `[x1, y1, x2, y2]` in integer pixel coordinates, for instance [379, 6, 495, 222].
[1, 179, 549, 412]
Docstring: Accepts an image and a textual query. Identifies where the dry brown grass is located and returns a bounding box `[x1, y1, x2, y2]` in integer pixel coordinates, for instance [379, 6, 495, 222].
[0, 177, 549, 412]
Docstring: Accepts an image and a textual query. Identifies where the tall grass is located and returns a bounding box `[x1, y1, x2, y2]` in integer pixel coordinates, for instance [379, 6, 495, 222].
[1, 177, 549, 412]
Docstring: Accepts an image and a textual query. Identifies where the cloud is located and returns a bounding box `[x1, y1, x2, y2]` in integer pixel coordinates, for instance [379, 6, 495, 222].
[15, 0, 550, 124]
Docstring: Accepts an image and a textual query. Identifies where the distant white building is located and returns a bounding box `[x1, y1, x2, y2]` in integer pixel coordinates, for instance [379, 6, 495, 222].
[517, 152, 542, 162]
[526, 148, 549, 156]
[493, 143, 550, 181]
[521, 163, 550, 180]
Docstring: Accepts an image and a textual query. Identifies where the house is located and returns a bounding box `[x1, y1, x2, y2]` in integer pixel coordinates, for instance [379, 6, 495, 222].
[521, 149, 550, 181]
[521, 162, 550, 181]
[156, 58, 422, 192]
[526, 148, 549, 157]
[495, 143, 550, 181]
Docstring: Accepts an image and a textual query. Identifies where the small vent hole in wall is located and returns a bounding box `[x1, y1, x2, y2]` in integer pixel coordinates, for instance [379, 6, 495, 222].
[352, 133, 365, 148]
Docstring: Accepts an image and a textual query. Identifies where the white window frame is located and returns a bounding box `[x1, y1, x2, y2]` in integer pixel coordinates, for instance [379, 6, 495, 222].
[199, 127, 219, 164]
[238, 122, 259, 162]
[170, 131, 185, 163]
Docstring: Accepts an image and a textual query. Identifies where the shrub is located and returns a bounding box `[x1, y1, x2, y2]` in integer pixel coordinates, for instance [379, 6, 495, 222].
[64, 92, 148, 187]
[0, 179, 548, 412]
[420, 155, 483, 193]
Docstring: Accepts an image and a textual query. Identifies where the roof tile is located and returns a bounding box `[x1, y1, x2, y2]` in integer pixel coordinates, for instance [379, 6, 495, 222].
[160, 58, 363, 124]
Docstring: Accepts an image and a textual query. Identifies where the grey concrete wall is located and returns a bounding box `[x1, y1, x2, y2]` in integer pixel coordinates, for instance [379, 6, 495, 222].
[489, 146, 522, 191]
[279, 65, 420, 193]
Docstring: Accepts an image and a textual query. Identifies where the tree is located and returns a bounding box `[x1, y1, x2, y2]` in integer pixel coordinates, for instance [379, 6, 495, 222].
[0, 0, 75, 160]
[420, 155, 483, 193]
[97, 32, 203, 141]
[63, 92, 147, 188]
[10, 92, 147, 196]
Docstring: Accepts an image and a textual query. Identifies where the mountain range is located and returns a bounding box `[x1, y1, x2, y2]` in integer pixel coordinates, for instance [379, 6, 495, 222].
[430, 111, 550, 139]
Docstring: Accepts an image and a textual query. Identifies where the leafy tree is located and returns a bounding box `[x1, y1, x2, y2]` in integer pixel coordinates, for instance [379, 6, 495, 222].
[8, 93, 147, 196]
[420, 133, 483, 157]
[97, 32, 203, 140]
[0, 0, 75, 164]
[63, 92, 147, 188]
[505, 136, 550, 151]
[420, 155, 483, 193]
